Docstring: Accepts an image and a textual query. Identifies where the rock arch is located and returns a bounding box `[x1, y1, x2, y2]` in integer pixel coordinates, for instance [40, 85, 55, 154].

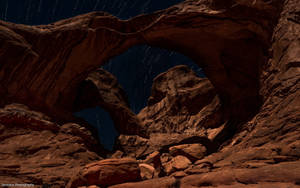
[0, 0, 281, 132]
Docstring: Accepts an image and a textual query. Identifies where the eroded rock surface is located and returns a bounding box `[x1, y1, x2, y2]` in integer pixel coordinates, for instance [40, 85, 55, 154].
[169, 143, 207, 162]
[163, 155, 192, 175]
[114, 133, 217, 160]
[74, 68, 146, 137]
[67, 158, 141, 188]
[138, 65, 223, 136]
[0, 0, 280, 124]
[113, 66, 222, 161]
[0, 104, 104, 186]
[0, 0, 299, 187]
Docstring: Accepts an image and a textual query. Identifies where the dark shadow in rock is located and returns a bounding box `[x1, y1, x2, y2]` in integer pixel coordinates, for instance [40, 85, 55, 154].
[74, 107, 118, 151]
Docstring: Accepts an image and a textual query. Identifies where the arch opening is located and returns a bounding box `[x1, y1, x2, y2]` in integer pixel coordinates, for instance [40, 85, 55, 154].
[0, 0, 268, 152]
[69, 28, 265, 150]
[103, 45, 206, 114]
[73, 45, 206, 150]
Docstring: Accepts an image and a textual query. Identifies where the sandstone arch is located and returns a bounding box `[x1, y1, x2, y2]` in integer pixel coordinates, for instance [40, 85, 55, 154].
[0, 0, 299, 187]
[0, 0, 282, 132]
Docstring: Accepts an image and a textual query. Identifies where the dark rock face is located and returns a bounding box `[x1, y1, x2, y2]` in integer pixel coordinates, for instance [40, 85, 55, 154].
[74, 68, 146, 137]
[0, 0, 299, 187]
[74, 68, 130, 111]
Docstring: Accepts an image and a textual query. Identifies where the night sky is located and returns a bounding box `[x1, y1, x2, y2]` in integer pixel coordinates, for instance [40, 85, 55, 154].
[0, 0, 205, 150]
[0, 0, 184, 24]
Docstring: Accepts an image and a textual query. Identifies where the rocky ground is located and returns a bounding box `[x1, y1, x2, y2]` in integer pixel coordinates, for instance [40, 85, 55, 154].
[0, 0, 299, 187]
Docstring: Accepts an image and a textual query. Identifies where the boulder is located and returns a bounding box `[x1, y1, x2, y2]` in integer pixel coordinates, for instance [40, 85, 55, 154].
[169, 143, 207, 162]
[163, 155, 192, 175]
[142, 151, 162, 177]
[108, 177, 177, 188]
[139, 163, 155, 180]
[67, 158, 141, 188]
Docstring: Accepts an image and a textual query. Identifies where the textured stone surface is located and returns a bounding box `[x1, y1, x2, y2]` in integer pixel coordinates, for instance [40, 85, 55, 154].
[115, 133, 217, 159]
[142, 151, 162, 178]
[169, 143, 207, 162]
[181, 161, 300, 187]
[78, 186, 100, 188]
[114, 134, 150, 158]
[0, 0, 279, 125]
[108, 177, 177, 188]
[110, 0, 300, 186]
[163, 155, 192, 175]
[74, 68, 130, 110]
[139, 163, 155, 180]
[138, 65, 223, 136]
[74, 68, 146, 137]
[67, 158, 141, 188]
[0, 0, 299, 187]
[0, 104, 103, 187]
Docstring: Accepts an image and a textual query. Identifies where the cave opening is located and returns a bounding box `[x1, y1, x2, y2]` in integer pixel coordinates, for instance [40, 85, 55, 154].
[74, 45, 205, 150]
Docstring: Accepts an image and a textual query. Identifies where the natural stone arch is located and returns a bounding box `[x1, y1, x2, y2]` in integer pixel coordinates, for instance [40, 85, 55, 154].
[0, 0, 280, 128]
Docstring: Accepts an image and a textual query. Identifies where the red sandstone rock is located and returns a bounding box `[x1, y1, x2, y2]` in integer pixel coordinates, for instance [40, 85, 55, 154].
[139, 163, 155, 180]
[181, 161, 300, 187]
[138, 65, 223, 136]
[74, 68, 147, 137]
[0, 103, 59, 132]
[169, 143, 207, 162]
[170, 171, 188, 178]
[184, 162, 212, 175]
[0, 0, 279, 125]
[0, 104, 104, 186]
[67, 158, 141, 188]
[78, 186, 100, 188]
[0, 0, 299, 187]
[114, 134, 150, 158]
[110, 1, 300, 187]
[163, 155, 192, 175]
[110, 150, 124, 159]
[143, 151, 161, 165]
[108, 177, 177, 188]
[142, 151, 162, 178]
[115, 133, 217, 159]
